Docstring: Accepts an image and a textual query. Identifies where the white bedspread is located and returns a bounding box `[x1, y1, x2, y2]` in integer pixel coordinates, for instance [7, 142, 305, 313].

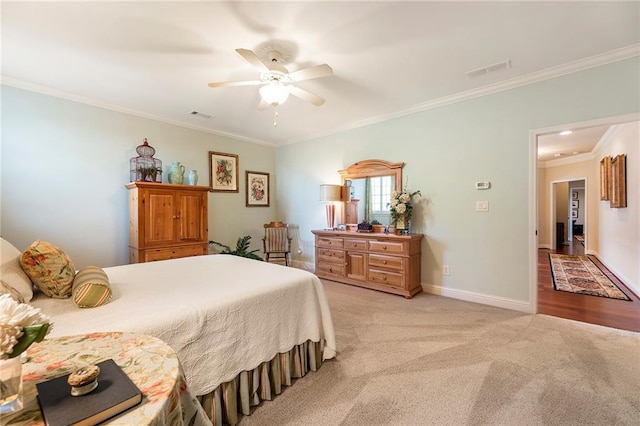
[31, 255, 336, 396]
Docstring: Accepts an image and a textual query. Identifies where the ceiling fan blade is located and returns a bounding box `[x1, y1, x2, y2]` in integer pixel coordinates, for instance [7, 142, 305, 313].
[235, 48, 270, 72]
[290, 86, 326, 106]
[289, 64, 333, 82]
[208, 80, 262, 88]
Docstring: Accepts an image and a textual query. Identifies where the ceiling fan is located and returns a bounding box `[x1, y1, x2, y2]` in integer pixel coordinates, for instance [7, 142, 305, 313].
[208, 48, 333, 108]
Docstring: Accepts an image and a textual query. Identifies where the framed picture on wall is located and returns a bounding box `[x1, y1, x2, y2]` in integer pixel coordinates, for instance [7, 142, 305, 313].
[599, 156, 611, 200]
[209, 151, 239, 192]
[245, 171, 270, 207]
[571, 200, 579, 209]
[610, 154, 627, 208]
[571, 209, 578, 219]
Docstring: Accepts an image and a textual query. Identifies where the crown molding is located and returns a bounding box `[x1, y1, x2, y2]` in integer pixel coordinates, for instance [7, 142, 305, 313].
[538, 152, 594, 169]
[0, 76, 276, 147]
[592, 124, 624, 158]
[286, 43, 640, 145]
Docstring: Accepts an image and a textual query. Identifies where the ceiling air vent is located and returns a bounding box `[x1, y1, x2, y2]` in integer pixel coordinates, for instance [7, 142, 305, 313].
[466, 59, 511, 79]
[190, 111, 213, 120]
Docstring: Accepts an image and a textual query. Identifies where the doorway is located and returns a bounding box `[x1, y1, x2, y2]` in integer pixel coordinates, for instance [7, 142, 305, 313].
[530, 113, 640, 332]
[550, 179, 586, 250]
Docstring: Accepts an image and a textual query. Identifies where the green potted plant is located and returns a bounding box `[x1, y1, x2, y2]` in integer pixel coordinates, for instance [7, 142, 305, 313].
[150, 167, 162, 182]
[209, 236, 263, 261]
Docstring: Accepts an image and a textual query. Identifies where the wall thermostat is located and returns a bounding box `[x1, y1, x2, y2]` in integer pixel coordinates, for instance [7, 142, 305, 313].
[475, 181, 491, 190]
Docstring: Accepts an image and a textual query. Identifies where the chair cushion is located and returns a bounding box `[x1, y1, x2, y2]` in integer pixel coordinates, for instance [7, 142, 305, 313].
[20, 240, 76, 298]
[72, 266, 112, 308]
[1, 237, 33, 302]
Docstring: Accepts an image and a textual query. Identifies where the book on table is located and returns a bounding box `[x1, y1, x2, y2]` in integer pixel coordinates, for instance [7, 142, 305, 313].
[36, 358, 142, 426]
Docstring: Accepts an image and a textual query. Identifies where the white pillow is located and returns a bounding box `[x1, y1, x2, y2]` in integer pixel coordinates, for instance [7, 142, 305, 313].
[1, 237, 34, 302]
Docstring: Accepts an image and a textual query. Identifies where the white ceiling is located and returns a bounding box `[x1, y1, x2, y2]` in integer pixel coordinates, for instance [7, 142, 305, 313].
[2, 2, 639, 147]
[537, 125, 610, 163]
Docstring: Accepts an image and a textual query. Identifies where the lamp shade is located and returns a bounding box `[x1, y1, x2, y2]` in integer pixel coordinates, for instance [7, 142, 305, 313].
[319, 184, 342, 202]
[259, 83, 290, 106]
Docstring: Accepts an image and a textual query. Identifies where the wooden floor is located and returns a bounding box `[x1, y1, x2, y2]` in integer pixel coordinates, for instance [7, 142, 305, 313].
[538, 237, 640, 332]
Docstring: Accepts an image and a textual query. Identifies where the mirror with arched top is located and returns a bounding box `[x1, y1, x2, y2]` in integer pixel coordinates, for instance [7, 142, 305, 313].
[338, 159, 404, 225]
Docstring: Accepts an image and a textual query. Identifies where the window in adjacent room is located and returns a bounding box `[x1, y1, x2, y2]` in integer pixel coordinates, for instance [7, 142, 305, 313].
[370, 176, 393, 212]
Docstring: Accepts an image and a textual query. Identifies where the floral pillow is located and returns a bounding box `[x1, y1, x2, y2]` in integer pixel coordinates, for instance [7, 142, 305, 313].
[1, 237, 34, 302]
[20, 240, 76, 298]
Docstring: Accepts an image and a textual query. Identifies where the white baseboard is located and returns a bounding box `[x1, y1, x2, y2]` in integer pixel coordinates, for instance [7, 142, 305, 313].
[422, 283, 533, 313]
[292, 259, 315, 272]
[588, 251, 639, 298]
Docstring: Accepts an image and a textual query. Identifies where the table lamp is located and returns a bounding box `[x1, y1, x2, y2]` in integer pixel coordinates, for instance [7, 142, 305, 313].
[319, 184, 342, 229]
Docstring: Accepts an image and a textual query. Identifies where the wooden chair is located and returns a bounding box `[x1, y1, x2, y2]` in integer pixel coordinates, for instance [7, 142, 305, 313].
[262, 222, 292, 266]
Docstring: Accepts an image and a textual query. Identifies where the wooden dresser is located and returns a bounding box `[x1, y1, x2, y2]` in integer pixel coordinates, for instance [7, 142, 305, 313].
[126, 182, 209, 263]
[311, 230, 423, 298]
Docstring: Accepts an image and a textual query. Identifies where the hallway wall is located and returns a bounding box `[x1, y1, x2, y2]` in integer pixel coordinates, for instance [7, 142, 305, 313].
[595, 122, 639, 295]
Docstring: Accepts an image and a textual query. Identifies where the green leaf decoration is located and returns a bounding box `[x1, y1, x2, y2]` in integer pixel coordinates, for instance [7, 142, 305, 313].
[9, 323, 50, 358]
[209, 235, 263, 261]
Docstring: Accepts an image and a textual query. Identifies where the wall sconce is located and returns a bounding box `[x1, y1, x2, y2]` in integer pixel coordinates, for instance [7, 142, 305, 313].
[319, 184, 342, 229]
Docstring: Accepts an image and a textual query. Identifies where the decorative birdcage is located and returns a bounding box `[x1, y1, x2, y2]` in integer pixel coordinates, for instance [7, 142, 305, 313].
[129, 138, 162, 182]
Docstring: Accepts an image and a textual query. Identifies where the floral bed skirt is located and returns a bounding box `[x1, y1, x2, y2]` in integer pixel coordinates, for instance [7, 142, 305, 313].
[198, 340, 325, 425]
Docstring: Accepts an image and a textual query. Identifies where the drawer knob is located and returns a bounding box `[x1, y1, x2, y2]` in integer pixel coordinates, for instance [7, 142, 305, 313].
[383, 277, 387, 281]
[383, 260, 387, 264]
[383, 246, 387, 250]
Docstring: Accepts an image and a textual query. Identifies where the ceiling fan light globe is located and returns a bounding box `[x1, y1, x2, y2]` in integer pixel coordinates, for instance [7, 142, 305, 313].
[259, 84, 290, 106]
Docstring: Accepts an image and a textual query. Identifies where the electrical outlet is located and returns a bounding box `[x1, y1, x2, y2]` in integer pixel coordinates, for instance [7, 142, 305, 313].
[443, 265, 451, 276]
[476, 201, 489, 212]
[297, 248, 303, 255]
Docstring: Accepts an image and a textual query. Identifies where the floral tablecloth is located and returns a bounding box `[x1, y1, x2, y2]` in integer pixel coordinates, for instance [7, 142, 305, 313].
[4, 332, 211, 425]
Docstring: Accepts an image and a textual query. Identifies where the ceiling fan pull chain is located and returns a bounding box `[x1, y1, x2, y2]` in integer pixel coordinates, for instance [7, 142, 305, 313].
[273, 109, 279, 127]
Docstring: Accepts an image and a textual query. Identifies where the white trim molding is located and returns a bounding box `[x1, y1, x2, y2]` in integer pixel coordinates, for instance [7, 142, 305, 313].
[422, 283, 532, 313]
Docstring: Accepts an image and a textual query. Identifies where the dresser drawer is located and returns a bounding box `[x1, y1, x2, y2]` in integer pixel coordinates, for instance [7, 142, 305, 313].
[143, 245, 205, 262]
[343, 239, 367, 251]
[368, 254, 404, 271]
[318, 248, 345, 264]
[317, 261, 346, 277]
[368, 240, 405, 255]
[317, 237, 344, 249]
[368, 269, 403, 288]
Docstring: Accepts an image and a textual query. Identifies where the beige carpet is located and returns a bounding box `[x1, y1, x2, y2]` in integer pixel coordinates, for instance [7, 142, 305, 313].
[242, 280, 640, 425]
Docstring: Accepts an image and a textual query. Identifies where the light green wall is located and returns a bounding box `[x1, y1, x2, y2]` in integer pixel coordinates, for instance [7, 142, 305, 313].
[1, 86, 276, 267]
[276, 57, 640, 304]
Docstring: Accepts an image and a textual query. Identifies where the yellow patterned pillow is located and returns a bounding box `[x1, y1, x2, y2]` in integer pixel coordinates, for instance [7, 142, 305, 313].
[72, 266, 112, 308]
[20, 240, 75, 298]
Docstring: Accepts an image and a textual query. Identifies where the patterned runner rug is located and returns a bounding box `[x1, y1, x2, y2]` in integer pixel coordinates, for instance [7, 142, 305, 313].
[549, 254, 631, 300]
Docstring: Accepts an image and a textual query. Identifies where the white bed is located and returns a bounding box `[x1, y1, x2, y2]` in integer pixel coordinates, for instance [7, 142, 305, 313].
[31, 254, 337, 424]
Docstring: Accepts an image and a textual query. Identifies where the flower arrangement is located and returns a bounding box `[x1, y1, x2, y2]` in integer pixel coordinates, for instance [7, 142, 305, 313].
[0, 294, 51, 360]
[389, 188, 421, 226]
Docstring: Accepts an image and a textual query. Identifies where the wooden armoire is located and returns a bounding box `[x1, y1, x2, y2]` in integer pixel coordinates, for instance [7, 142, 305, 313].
[126, 182, 209, 263]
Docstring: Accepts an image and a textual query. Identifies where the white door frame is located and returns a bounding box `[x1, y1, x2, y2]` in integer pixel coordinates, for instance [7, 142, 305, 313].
[528, 112, 639, 313]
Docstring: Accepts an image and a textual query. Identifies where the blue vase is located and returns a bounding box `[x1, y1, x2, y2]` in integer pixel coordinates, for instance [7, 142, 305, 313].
[185, 170, 198, 186]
